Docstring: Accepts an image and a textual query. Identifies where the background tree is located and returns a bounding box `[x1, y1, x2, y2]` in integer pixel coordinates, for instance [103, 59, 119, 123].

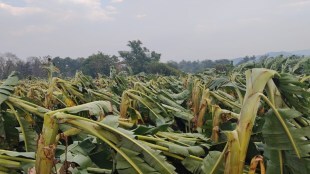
[15, 60, 31, 79]
[81, 52, 119, 77]
[27, 56, 48, 78]
[0, 53, 18, 78]
[53, 57, 84, 77]
[119, 40, 161, 74]
[166, 61, 179, 69]
[175, 59, 232, 73]
[145, 62, 181, 76]
[236, 55, 256, 66]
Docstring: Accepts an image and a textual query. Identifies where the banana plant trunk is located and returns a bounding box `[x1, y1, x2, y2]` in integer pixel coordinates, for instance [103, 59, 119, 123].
[224, 69, 277, 174]
[35, 114, 59, 174]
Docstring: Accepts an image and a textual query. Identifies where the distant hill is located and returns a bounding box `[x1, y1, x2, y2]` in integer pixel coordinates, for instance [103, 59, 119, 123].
[290, 49, 310, 56]
[265, 49, 310, 57]
[232, 49, 310, 65]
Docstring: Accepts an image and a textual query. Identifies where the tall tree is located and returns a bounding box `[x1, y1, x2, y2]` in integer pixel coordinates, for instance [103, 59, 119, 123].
[81, 52, 119, 77]
[119, 40, 161, 74]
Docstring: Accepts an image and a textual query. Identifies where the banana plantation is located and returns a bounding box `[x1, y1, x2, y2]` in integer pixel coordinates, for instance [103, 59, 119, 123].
[0, 56, 309, 174]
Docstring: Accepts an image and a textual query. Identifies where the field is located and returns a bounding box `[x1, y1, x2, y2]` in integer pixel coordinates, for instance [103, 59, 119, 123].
[0, 56, 309, 174]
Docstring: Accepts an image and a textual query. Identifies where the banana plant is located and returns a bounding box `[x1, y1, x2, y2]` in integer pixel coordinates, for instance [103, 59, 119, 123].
[1, 61, 310, 174]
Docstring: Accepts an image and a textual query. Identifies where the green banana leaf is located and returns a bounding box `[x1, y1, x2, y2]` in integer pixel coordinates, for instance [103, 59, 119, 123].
[0, 71, 18, 105]
[262, 108, 310, 158]
[200, 151, 225, 174]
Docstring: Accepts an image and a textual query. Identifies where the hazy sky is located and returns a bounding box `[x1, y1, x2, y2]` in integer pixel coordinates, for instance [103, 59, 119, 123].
[0, 0, 310, 61]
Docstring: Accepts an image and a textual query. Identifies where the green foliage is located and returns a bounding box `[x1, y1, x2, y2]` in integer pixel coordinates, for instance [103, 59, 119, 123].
[200, 151, 225, 174]
[119, 40, 161, 74]
[235, 55, 310, 75]
[82, 52, 119, 77]
[0, 71, 18, 104]
[53, 57, 85, 77]
[171, 59, 233, 73]
[276, 73, 310, 115]
[0, 112, 19, 150]
[262, 108, 310, 158]
[146, 62, 181, 76]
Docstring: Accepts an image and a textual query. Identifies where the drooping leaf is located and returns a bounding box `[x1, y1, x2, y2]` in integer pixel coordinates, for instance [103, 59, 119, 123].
[62, 116, 176, 174]
[64, 101, 113, 118]
[117, 138, 176, 173]
[0, 112, 19, 149]
[265, 148, 310, 174]
[5, 103, 38, 152]
[101, 115, 119, 128]
[264, 149, 283, 174]
[115, 147, 161, 174]
[283, 151, 310, 174]
[19, 117, 38, 152]
[181, 157, 202, 173]
[276, 73, 310, 115]
[60, 141, 93, 168]
[167, 89, 190, 101]
[157, 141, 205, 157]
[200, 151, 225, 174]
[0, 71, 18, 105]
[88, 141, 113, 169]
[133, 123, 170, 135]
[157, 94, 185, 111]
[262, 108, 310, 158]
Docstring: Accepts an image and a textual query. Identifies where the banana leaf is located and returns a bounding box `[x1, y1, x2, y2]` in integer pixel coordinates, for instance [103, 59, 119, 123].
[0, 72, 18, 105]
[262, 108, 310, 158]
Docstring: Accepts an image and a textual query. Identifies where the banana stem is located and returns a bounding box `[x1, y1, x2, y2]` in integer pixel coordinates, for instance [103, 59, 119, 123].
[35, 114, 59, 174]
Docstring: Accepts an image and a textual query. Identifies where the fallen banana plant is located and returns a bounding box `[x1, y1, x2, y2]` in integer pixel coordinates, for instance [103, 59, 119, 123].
[1, 61, 310, 174]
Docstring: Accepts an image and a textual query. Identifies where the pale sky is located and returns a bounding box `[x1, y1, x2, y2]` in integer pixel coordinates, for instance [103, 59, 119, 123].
[0, 0, 310, 61]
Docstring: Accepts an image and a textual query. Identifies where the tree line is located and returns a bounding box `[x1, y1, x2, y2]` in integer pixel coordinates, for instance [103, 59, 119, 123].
[0, 52, 50, 80]
[167, 59, 234, 73]
[0, 40, 235, 79]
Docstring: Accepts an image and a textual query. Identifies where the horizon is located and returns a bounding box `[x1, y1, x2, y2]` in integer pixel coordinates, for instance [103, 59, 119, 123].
[1, 0, 310, 61]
